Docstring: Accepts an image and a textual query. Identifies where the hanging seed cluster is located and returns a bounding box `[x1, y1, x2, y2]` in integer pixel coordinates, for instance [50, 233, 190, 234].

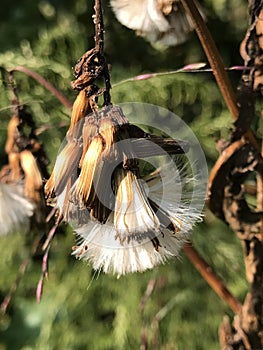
[44, 2, 203, 274]
[44, 42, 202, 274]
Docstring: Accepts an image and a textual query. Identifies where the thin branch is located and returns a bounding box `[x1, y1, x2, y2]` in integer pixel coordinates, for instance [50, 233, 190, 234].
[183, 244, 242, 314]
[94, 0, 111, 105]
[139, 278, 156, 313]
[94, 0, 104, 54]
[181, 0, 258, 149]
[181, 0, 237, 117]
[9, 66, 72, 109]
[112, 64, 249, 87]
[257, 137, 263, 241]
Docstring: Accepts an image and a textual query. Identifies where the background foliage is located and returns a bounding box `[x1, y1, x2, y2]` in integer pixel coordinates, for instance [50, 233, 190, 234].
[0, 0, 254, 349]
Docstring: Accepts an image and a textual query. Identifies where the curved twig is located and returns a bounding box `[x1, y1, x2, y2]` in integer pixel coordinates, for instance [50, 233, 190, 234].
[184, 244, 242, 314]
[9, 66, 72, 109]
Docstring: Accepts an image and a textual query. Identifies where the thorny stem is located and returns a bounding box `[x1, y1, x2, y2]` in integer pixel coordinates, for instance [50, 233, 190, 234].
[112, 64, 249, 88]
[181, 0, 258, 149]
[42, 221, 60, 251]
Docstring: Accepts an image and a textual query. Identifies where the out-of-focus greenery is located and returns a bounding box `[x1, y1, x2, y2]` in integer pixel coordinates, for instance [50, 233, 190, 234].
[0, 0, 255, 349]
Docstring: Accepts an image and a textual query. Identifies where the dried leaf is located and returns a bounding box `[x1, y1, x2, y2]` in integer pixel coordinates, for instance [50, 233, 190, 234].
[45, 140, 82, 198]
[71, 136, 104, 207]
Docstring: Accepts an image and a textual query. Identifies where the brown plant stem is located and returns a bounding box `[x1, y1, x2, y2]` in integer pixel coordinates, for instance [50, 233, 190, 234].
[10, 66, 72, 109]
[94, 0, 104, 54]
[180, 0, 258, 149]
[257, 140, 263, 241]
[94, 0, 111, 105]
[183, 244, 242, 314]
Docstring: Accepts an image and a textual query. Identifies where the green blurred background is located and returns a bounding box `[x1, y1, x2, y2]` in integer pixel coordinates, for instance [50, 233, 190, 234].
[0, 0, 257, 349]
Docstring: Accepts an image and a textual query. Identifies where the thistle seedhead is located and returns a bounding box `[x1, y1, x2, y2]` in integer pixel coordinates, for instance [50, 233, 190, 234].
[46, 101, 205, 275]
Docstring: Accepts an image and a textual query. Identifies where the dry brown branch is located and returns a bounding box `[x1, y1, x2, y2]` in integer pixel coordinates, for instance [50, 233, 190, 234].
[204, 0, 263, 348]
[181, 0, 258, 149]
[10, 66, 72, 109]
[184, 244, 242, 314]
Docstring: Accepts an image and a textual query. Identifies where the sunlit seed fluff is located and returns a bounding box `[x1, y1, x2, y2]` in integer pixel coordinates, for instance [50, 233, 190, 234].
[73, 161, 203, 275]
[110, 0, 205, 47]
[73, 216, 186, 275]
[145, 162, 203, 235]
[0, 182, 34, 235]
[111, 0, 170, 36]
[81, 117, 98, 162]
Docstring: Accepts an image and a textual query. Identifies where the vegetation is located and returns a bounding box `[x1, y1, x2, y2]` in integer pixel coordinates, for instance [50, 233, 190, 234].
[0, 0, 258, 349]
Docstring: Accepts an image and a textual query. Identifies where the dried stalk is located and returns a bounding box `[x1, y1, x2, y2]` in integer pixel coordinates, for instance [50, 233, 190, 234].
[94, 0, 111, 105]
[10, 66, 72, 108]
[181, 0, 258, 149]
[184, 244, 242, 314]
[195, 0, 263, 347]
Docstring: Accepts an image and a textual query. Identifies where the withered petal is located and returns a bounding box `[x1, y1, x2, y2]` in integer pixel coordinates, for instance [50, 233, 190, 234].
[19, 150, 43, 202]
[114, 168, 160, 240]
[71, 136, 104, 207]
[45, 140, 82, 198]
[69, 90, 91, 133]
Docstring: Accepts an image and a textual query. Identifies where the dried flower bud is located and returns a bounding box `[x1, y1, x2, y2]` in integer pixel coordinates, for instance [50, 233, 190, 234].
[5, 115, 20, 154]
[45, 140, 82, 199]
[19, 150, 43, 203]
[8, 152, 22, 182]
